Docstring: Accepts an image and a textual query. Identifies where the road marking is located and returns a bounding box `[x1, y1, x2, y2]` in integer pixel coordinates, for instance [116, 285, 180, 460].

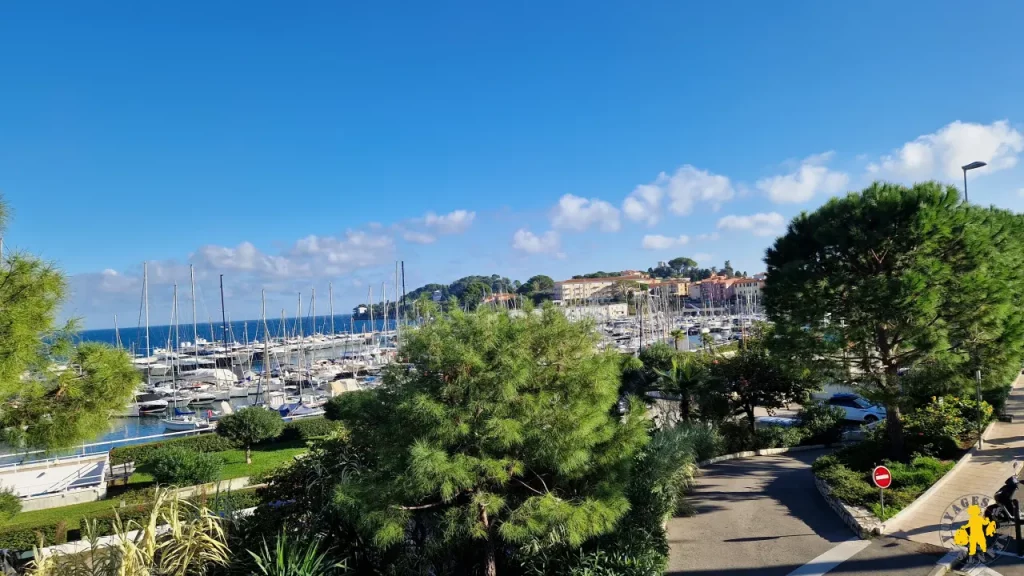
[785, 538, 873, 576]
[964, 565, 1004, 576]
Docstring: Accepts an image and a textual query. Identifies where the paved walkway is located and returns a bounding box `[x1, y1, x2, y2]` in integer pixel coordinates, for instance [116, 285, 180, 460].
[668, 450, 945, 575]
[886, 373, 1024, 547]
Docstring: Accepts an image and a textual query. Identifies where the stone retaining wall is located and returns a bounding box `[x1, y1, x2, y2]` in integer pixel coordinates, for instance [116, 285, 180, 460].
[814, 475, 883, 539]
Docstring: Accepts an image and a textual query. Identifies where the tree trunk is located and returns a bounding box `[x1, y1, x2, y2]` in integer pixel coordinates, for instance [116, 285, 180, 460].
[680, 396, 691, 421]
[746, 406, 756, 433]
[245, 446, 252, 465]
[481, 505, 497, 576]
[885, 403, 904, 459]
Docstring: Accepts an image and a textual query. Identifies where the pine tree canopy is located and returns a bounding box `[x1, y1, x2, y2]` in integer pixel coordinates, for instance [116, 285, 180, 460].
[0, 196, 139, 449]
[326, 303, 649, 568]
[763, 181, 1024, 455]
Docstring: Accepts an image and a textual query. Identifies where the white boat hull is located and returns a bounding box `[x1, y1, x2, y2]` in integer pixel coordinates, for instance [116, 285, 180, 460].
[161, 418, 214, 431]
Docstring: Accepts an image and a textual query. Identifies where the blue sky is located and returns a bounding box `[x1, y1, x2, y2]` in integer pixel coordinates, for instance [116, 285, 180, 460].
[2, 1, 1023, 328]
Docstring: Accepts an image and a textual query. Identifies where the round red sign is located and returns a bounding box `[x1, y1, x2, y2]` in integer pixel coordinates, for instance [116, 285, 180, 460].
[872, 465, 892, 489]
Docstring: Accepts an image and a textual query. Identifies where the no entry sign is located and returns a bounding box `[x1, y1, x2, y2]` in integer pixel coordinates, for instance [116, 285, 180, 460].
[873, 465, 892, 489]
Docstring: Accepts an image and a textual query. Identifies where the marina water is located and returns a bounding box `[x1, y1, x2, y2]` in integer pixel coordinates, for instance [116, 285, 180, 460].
[0, 314, 391, 464]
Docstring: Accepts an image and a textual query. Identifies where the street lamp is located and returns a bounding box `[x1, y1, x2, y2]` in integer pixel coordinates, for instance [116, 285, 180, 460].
[961, 161, 987, 203]
[962, 160, 987, 447]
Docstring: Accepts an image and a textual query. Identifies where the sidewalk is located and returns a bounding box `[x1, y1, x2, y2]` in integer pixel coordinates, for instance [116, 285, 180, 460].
[886, 373, 1024, 547]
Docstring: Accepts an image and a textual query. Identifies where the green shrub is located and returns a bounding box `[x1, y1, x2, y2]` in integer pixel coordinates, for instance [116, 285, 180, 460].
[147, 446, 223, 486]
[0, 522, 60, 550]
[813, 449, 955, 521]
[904, 395, 991, 458]
[110, 433, 235, 465]
[86, 504, 153, 537]
[672, 422, 723, 462]
[719, 420, 757, 453]
[755, 425, 806, 449]
[277, 417, 342, 442]
[0, 486, 22, 522]
[799, 402, 845, 445]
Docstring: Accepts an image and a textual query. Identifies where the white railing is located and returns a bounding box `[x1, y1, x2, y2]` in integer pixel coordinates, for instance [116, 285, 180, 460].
[0, 428, 211, 467]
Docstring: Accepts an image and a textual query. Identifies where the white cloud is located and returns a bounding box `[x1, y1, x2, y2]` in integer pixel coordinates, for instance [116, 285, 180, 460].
[692, 253, 714, 265]
[623, 165, 735, 225]
[757, 151, 850, 203]
[403, 231, 436, 244]
[696, 232, 720, 241]
[423, 209, 476, 234]
[867, 120, 1024, 181]
[717, 212, 786, 237]
[641, 234, 690, 250]
[551, 194, 621, 232]
[512, 228, 561, 255]
[1018, 188, 1024, 197]
[622, 184, 664, 226]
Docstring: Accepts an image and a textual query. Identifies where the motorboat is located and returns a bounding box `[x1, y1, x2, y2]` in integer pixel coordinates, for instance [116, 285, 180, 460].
[132, 393, 169, 415]
[190, 391, 218, 404]
[161, 408, 214, 431]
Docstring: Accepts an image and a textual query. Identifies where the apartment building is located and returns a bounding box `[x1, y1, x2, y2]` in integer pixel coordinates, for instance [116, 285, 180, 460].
[554, 274, 650, 303]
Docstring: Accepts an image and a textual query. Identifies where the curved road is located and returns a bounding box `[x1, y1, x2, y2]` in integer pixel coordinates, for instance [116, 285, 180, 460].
[667, 450, 948, 576]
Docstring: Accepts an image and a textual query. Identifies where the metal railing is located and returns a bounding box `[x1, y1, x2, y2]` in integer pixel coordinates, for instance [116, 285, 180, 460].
[0, 428, 212, 467]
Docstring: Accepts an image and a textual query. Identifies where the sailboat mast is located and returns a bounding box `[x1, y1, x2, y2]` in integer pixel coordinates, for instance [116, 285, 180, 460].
[382, 282, 388, 333]
[394, 261, 400, 338]
[329, 281, 336, 357]
[144, 262, 151, 386]
[311, 288, 316, 337]
[190, 265, 199, 371]
[219, 274, 227, 346]
[113, 314, 121, 351]
[368, 287, 375, 335]
[172, 283, 179, 396]
[257, 289, 269, 404]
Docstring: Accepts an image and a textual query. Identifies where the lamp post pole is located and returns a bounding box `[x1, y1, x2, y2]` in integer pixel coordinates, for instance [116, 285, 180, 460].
[962, 160, 987, 203]
[961, 160, 987, 449]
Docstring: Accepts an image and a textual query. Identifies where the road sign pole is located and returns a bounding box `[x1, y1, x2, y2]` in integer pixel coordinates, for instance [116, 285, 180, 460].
[880, 488, 884, 518]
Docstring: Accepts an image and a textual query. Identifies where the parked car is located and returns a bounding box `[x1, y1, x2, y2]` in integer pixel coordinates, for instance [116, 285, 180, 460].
[825, 393, 887, 423]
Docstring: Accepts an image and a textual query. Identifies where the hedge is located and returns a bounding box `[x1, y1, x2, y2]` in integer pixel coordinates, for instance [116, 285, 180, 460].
[110, 417, 339, 466]
[276, 417, 341, 442]
[0, 488, 263, 551]
[110, 434, 235, 466]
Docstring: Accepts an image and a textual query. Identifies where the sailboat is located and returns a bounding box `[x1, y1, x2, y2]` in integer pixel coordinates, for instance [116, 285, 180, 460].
[161, 268, 215, 431]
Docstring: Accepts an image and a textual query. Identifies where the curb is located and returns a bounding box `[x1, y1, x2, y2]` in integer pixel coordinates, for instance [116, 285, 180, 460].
[882, 422, 996, 536]
[696, 443, 828, 467]
[926, 550, 961, 576]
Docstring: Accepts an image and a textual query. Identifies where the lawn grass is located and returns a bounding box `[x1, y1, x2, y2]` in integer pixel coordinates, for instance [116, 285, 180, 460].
[6, 499, 127, 530]
[128, 439, 307, 485]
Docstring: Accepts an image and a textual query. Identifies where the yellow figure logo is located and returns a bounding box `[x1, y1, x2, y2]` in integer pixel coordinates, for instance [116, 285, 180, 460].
[953, 505, 997, 556]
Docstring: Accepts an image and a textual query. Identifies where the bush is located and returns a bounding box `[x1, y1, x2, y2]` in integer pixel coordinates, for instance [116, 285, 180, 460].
[147, 446, 223, 486]
[799, 402, 845, 445]
[0, 486, 21, 522]
[755, 425, 806, 449]
[904, 395, 992, 458]
[110, 433, 235, 465]
[0, 522, 61, 550]
[813, 449, 954, 521]
[277, 417, 342, 442]
[719, 420, 757, 453]
[672, 422, 724, 462]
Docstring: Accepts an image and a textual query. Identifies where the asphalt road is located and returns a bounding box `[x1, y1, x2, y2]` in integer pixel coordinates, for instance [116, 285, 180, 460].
[666, 449, 949, 575]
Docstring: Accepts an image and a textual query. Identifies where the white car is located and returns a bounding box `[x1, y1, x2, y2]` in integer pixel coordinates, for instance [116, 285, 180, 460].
[826, 394, 887, 424]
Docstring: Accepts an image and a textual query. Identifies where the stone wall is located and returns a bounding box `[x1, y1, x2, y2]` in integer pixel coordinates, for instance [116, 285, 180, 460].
[814, 475, 883, 539]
